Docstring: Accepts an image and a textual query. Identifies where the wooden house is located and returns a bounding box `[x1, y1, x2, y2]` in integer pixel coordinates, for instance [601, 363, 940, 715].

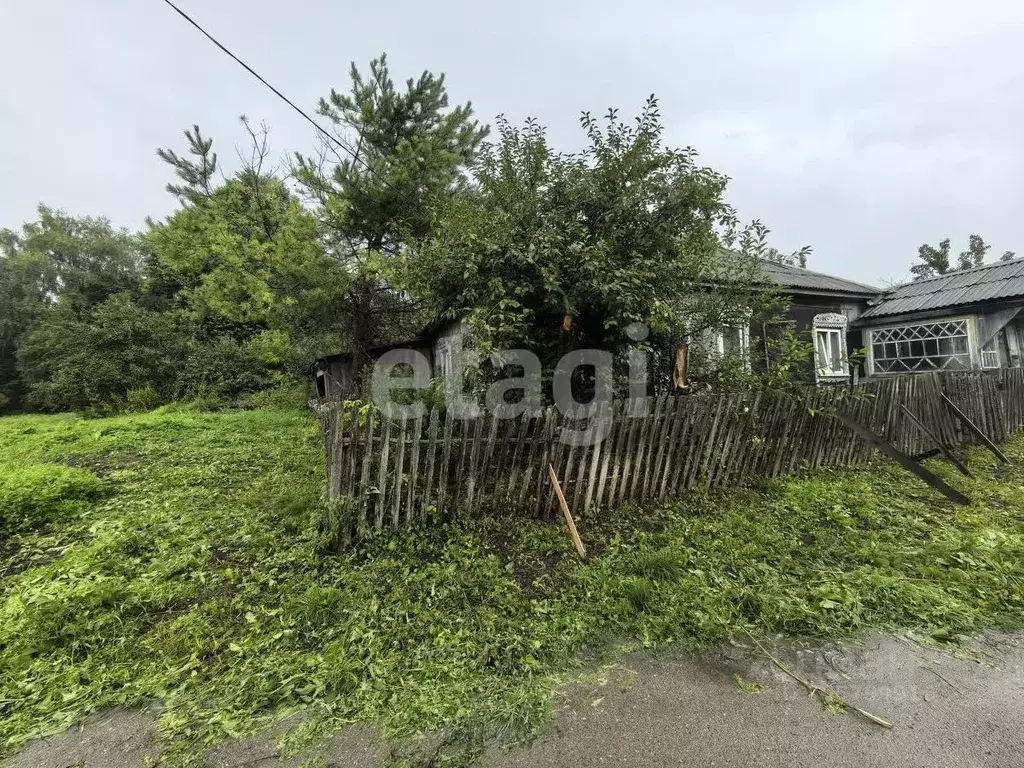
[854, 258, 1024, 375]
[312, 260, 882, 396]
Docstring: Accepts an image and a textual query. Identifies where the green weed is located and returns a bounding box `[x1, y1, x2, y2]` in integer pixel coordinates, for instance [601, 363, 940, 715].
[1, 407, 1023, 765]
[0, 463, 110, 532]
[734, 675, 766, 694]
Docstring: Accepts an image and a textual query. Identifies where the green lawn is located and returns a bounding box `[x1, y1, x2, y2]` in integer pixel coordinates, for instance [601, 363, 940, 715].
[1, 405, 1023, 765]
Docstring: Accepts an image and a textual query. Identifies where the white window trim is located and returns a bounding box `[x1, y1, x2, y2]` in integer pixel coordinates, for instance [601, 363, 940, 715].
[866, 316, 976, 376]
[434, 341, 455, 380]
[981, 337, 1001, 369]
[815, 328, 847, 377]
[812, 312, 850, 380]
[714, 325, 751, 369]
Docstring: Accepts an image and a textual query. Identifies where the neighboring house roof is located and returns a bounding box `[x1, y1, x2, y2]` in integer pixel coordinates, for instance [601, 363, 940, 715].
[314, 259, 878, 369]
[758, 259, 882, 297]
[859, 258, 1024, 320]
[313, 338, 425, 367]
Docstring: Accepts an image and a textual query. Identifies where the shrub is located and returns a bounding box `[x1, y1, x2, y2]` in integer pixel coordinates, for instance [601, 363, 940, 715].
[17, 295, 188, 413]
[176, 337, 273, 401]
[240, 379, 309, 411]
[0, 464, 110, 531]
[125, 386, 165, 413]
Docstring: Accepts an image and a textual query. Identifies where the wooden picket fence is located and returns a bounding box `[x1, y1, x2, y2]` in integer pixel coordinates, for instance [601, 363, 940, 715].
[316, 369, 1024, 534]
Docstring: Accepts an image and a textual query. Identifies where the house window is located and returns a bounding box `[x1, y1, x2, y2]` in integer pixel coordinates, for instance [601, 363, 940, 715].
[869, 320, 971, 374]
[763, 319, 796, 370]
[693, 324, 750, 371]
[981, 338, 1001, 369]
[815, 328, 846, 376]
[718, 326, 749, 358]
[812, 313, 849, 379]
[434, 341, 455, 380]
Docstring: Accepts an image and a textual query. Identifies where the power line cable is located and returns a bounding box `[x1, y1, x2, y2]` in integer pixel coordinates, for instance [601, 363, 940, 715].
[159, 0, 390, 188]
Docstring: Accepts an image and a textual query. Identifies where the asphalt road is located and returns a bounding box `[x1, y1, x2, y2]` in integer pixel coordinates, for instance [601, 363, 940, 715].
[483, 633, 1024, 768]
[6, 633, 1023, 768]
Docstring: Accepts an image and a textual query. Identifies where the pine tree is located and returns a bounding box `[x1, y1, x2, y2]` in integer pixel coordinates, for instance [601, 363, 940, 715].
[294, 53, 489, 377]
[157, 125, 218, 206]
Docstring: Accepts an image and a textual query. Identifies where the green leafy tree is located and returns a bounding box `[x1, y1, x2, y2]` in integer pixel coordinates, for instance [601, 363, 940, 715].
[0, 242, 47, 411]
[149, 123, 345, 369]
[911, 238, 952, 280]
[0, 206, 143, 312]
[16, 294, 189, 412]
[912, 235, 1015, 279]
[414, 99, 791, 381]
[0, 208, 144, 411]
[957, 234, 990, 271]
[294, 53, 489, 375]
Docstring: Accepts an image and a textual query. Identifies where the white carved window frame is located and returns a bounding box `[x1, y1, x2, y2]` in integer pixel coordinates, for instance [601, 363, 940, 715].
[867, 317, 974, 375]
[813, 312, 849, 379]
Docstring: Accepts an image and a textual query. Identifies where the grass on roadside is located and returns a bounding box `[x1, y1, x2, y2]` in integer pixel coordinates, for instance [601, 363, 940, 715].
[0, 406, 1023, 765]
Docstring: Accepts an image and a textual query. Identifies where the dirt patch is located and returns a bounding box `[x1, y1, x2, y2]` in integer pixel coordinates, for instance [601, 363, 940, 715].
[205, 719, 391, 767]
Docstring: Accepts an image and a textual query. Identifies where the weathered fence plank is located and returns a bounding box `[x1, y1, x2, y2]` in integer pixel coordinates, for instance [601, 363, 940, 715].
[321, 370, 1022, 537]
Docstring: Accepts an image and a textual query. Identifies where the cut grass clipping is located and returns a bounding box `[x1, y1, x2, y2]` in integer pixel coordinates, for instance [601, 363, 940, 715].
[1, 407, 1023, 765]
[0, 463, 110, 533]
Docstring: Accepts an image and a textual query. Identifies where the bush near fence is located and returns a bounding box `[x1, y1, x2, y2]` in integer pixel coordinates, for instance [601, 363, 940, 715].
[315, 370, 1024, 537]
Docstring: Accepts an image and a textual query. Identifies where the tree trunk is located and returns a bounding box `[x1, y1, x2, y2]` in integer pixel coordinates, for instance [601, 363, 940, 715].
[349, 276, 375, 394]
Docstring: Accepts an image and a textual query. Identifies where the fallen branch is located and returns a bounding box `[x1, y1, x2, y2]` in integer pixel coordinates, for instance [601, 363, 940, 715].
[744, 631, 893, 729]
[920, 664, 962, 693]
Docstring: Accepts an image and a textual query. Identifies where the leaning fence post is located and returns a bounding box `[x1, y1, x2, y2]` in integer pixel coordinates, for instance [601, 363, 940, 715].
[549, 463, 586, 559]
[833, 411, 970, 506]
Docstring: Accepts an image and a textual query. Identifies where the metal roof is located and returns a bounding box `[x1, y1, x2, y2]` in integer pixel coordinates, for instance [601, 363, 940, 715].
[860, 259, 1024, 319]
[757, 259, 882, 296]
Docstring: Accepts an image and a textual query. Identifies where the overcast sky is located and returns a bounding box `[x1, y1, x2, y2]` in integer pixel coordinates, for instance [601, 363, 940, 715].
[2, 0, 1022, 286]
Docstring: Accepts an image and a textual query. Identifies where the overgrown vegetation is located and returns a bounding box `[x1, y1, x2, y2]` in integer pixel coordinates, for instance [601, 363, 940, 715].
[1, 405, 1023, 764]
[0, 464, 109, 533]
[1, 53, 816, 416]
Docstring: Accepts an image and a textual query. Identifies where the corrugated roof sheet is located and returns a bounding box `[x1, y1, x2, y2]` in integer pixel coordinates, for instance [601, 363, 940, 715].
[758, 259, 881, 296]
[860, 259, 1024, 319]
